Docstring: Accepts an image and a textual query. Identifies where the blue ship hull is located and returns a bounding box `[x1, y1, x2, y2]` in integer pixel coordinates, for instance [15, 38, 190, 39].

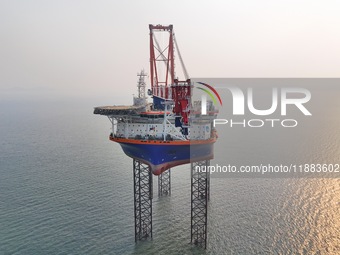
[111, 137, 215, 175]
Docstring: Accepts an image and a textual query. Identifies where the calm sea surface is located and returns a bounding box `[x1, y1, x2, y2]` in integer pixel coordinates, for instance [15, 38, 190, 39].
[0, 97, 339, 254]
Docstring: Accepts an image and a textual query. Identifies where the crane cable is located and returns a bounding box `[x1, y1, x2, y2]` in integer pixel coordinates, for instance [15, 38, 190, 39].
[152, 31, 190, 81]
[153, 33, 173, 77]
[173, 34, 189, 80]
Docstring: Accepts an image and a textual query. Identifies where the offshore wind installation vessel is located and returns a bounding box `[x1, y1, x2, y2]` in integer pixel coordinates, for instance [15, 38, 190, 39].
[94, 24, 218, 249]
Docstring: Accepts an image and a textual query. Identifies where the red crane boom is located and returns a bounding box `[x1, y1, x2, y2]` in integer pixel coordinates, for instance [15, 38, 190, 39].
[149, 24, 191, 128]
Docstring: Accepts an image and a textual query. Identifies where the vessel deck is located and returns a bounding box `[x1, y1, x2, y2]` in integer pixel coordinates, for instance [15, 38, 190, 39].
[93, 105, 146, 116]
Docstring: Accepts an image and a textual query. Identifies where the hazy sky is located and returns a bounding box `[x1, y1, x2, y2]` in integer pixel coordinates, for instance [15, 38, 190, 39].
[1, 0, 339, 104]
